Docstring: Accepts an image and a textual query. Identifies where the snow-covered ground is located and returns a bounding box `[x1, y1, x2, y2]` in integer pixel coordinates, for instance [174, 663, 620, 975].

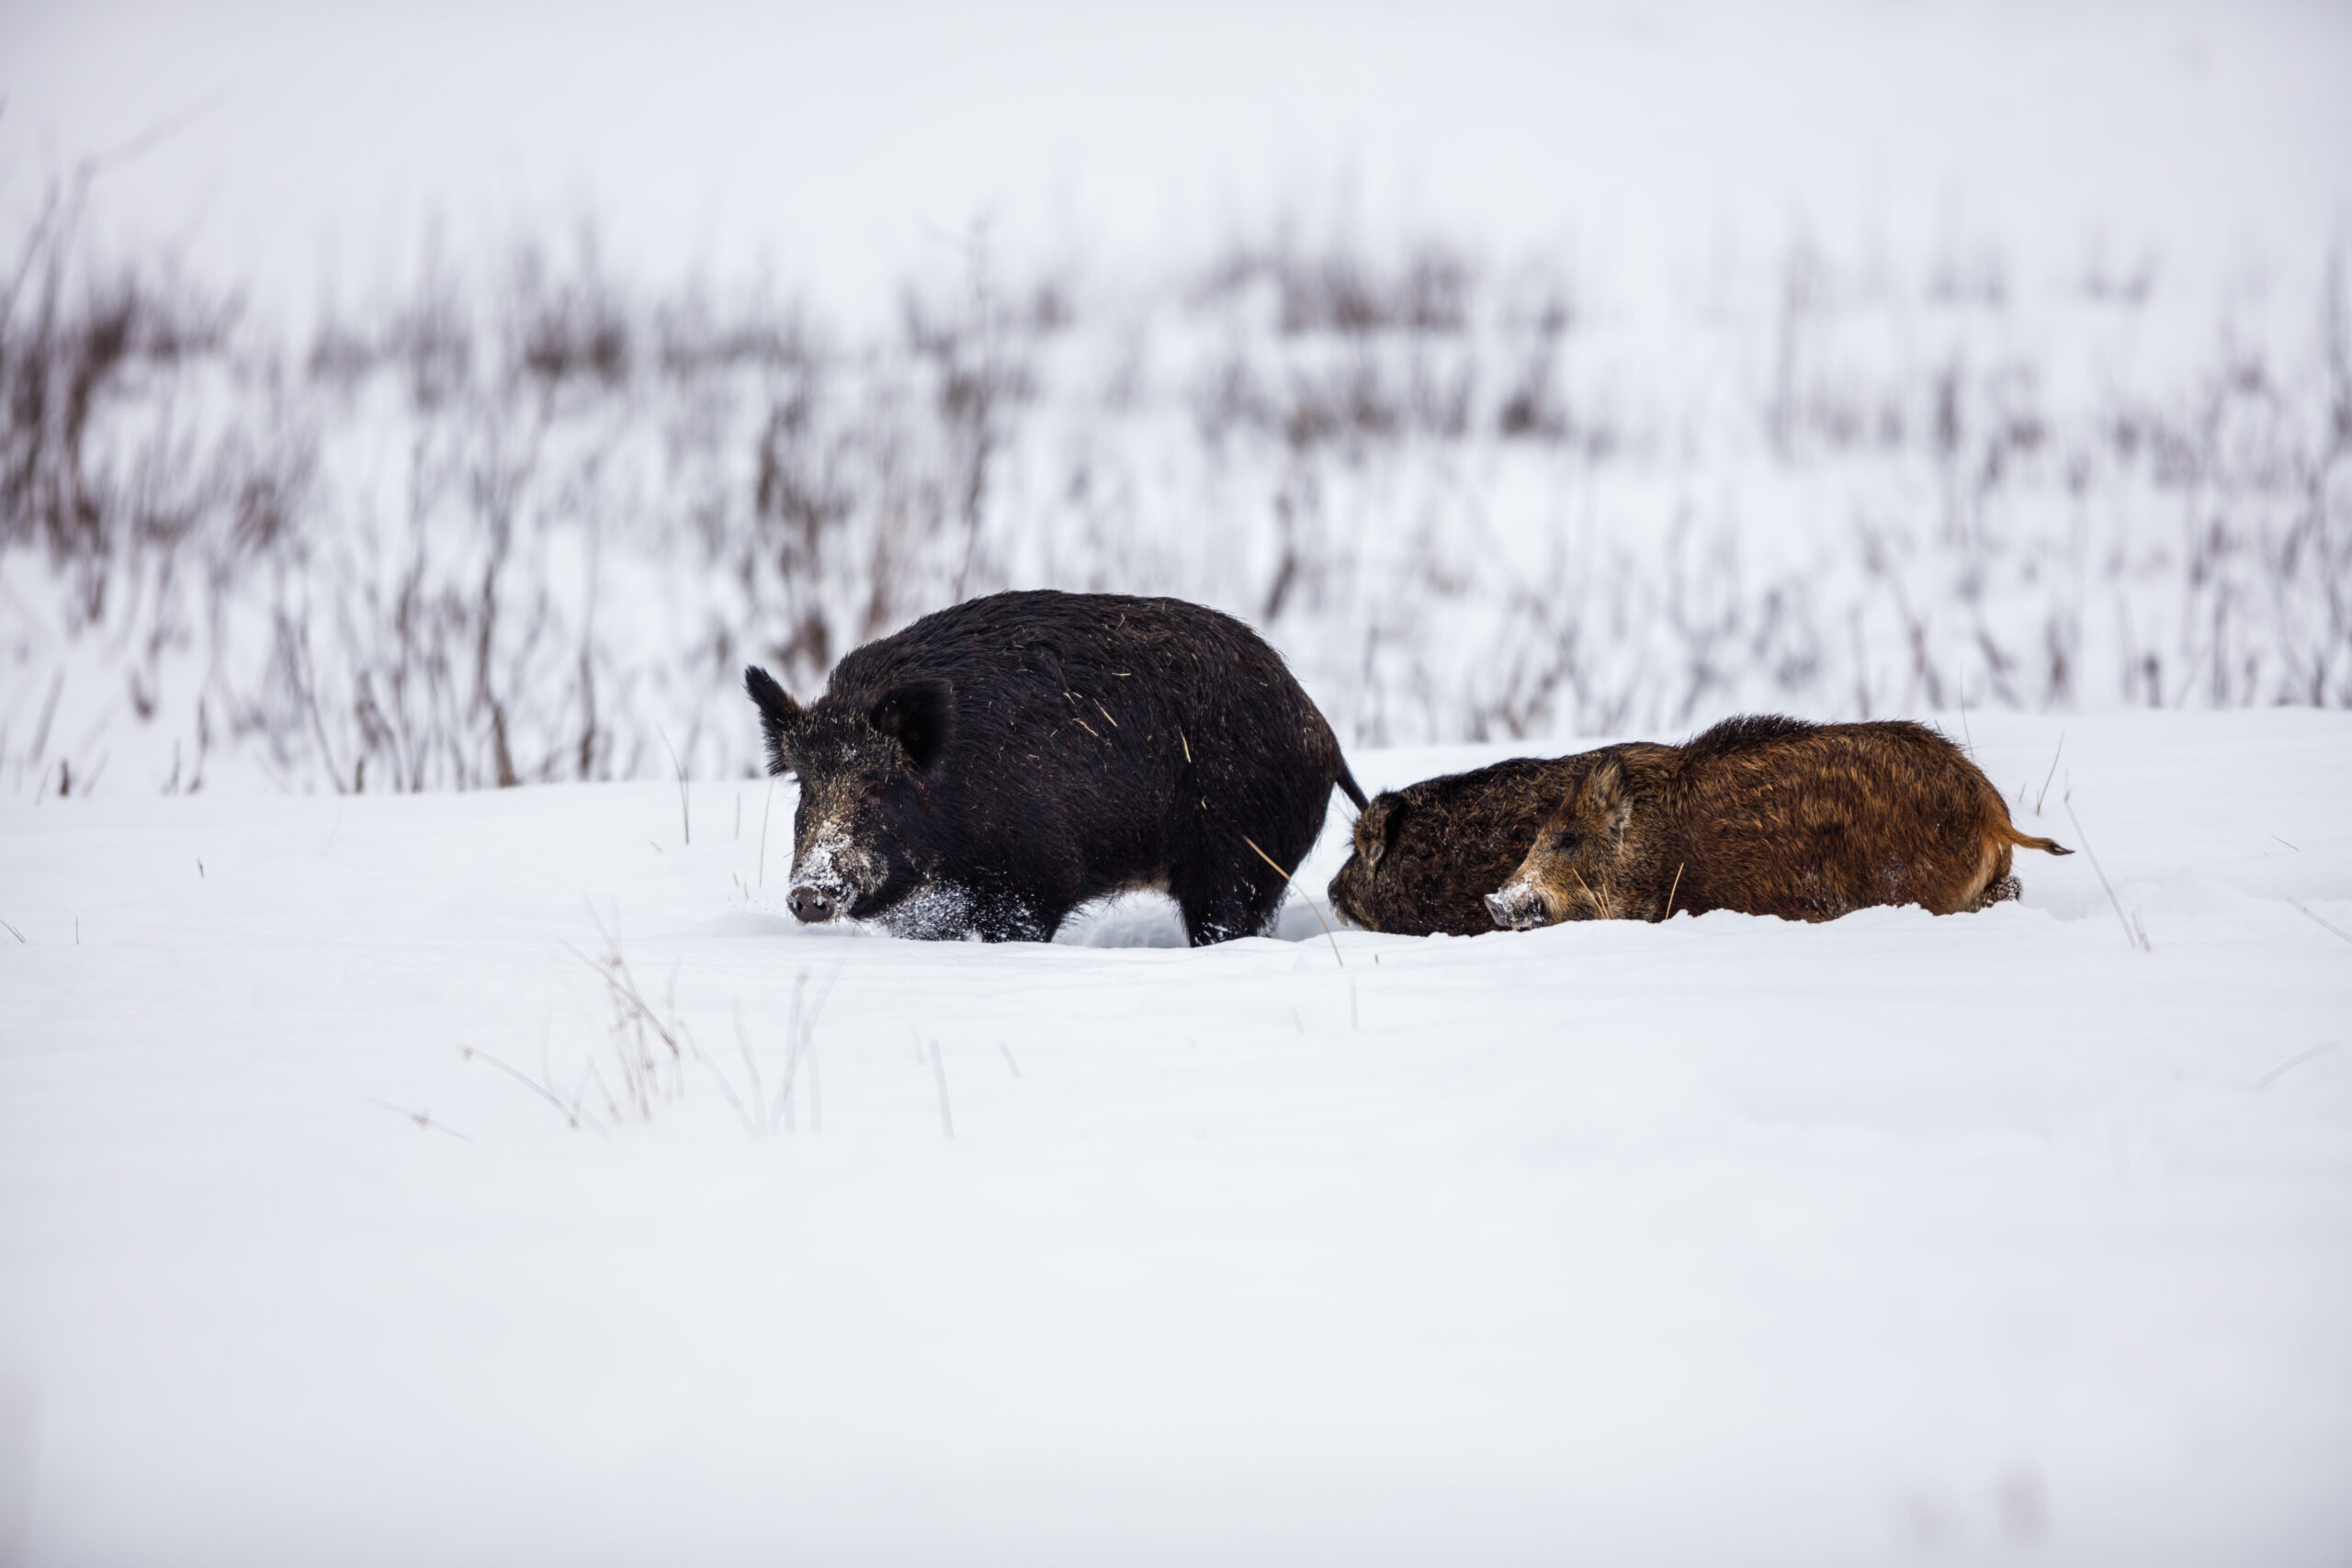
[3, 709, 2346, 1564]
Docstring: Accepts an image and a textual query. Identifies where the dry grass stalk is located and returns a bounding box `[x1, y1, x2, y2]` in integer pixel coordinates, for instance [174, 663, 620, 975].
[459, 1043, 606, 1133]
[1240, 832, 1344, 966]
[2256, 1042, 2341, 1089]
[927, 1037, 955, 1137]
[2289, 899, 2352, 948]
[657, 726, 690, 845]
[361, 1095, 474, 1142]
[2063, 794, 2151, 953]
[759, 782, 775, 886]
[768, 962, 842, 1135]
[2034, 732, 2065, 815]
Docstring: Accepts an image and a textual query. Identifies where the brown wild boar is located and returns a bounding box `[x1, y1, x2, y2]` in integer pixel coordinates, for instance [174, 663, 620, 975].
[1484, 716, 2071, 929]
[1329, 755, 1608, 936]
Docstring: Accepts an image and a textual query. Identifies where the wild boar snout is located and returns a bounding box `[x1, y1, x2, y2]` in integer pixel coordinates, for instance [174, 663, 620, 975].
[787, 885, 840, 923]
[1486, 884, 1549, 931]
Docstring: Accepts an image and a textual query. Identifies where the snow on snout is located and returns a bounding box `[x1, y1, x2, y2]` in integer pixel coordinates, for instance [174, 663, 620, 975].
[790, 818, 862, 895]
[1487, 877, 1545, 929]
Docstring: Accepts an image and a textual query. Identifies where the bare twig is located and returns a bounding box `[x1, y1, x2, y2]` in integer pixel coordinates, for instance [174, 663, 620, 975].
[0, 917, 21, 943]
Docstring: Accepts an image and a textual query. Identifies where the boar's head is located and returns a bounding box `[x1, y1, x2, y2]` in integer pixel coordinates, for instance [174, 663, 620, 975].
[1486, 756, 1636, 929]
[744, 665, 955, 927]
[1327, 794, 1408, 931]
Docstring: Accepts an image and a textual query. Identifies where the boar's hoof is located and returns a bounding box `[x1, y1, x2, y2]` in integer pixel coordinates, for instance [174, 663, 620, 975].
[787, 886, 841, 924]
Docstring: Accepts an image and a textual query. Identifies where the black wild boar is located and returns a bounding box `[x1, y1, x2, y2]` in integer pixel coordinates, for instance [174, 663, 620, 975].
[1484, 716, 2072, 929]
[1328, 755, 1609, 936]
[744, 590, 1368, 944]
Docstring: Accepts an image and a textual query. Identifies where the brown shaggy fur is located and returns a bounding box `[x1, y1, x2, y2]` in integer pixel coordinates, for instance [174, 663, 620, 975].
[1329, 755, 1610, 935]
[1485, 716, 2072, 929]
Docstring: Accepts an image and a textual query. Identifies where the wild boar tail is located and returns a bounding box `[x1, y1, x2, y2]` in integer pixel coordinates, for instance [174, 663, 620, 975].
[1998, 821, 2073, 856]
[1334, 761, 1369, 813]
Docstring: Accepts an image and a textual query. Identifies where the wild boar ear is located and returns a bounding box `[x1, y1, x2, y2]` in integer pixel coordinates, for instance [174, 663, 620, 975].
[1582, 757, 1634, 842]
[869, 680, 955, 772]
[1370, 798, 1409, 870]
[743, 665, 803, 777]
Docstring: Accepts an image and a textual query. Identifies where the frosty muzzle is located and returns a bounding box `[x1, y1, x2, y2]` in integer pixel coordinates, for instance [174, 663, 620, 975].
[786, 818, 881, 925]
[1484, 881, 1554, 931]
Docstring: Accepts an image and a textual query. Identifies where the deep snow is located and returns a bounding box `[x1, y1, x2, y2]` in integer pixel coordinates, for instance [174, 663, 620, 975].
[2, 709, 2347, 1564]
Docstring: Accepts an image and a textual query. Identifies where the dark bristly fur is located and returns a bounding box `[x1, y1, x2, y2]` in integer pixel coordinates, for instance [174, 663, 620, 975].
[1328, 755, 1609, 936]
[1486, 716, 2072, 929]
[745, 590, 1367, 945]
